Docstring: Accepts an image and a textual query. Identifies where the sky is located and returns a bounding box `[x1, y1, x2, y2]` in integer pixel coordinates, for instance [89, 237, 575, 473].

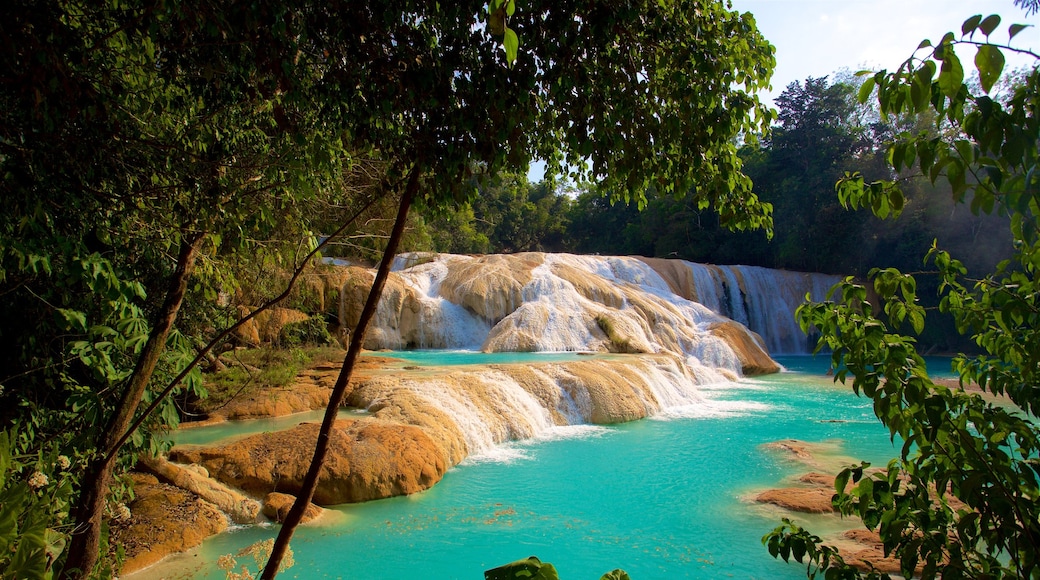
[528, 1, 1038, 181]
[730, 0, 1040, 106]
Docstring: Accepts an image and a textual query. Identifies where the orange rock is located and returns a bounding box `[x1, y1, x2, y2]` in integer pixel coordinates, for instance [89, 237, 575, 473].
[111, 476, 228, 575]
[262, 492, 325, 524]
[233, 306, 310, 346]
[709, 321, 781, 375]
[171, 418, 448, 505]
[755, 486, 836, 513]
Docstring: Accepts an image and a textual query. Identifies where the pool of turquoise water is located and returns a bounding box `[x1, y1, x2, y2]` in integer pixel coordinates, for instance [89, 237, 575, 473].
[166, 354, 910, 580]
[367, 350, 600, 366]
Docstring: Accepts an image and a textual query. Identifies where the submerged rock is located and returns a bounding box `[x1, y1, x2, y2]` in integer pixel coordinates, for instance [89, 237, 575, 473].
[755, 486, 836, 513]
[170, 418, 448, 505]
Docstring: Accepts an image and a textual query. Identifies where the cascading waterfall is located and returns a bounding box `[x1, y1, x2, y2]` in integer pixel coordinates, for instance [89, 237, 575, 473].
[675, 262, 841, 354]
[355, 355, 713, 461]
[342, 252, 841, 460]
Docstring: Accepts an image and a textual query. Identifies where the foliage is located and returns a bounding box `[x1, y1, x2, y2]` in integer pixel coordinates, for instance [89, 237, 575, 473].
[194, 347, 342, 414]
[0, 431, 77, 580]
[2, 0, 778, 577]
[418, 172, 572, 254]
[278, 317, 334, 349]
[261, 1, 778, 575]
[484, 556, 630, 580]
[765, 12, 1040, 580]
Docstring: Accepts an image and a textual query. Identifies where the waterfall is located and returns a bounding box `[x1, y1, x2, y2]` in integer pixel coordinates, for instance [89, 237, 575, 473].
[355, 356, 715, 461]
[674, 262, 841, 354]
[348, 252, 838, 358]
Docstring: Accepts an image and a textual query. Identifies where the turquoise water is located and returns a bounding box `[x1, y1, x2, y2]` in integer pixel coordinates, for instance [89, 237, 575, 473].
[368, 349, 600, 366]
[159, 354, 906, 580]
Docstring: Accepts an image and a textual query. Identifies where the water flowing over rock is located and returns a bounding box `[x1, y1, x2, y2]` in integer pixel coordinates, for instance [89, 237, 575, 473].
[345, 253, 840, 359]
[639, 257, 841, 354]
[348, 355, 724, 463]
[340, 253, 837, 360]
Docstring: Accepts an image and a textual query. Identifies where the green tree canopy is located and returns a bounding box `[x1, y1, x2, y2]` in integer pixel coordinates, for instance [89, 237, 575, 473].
[0, 1, 779, 578]
[766, 11, 1040, 579]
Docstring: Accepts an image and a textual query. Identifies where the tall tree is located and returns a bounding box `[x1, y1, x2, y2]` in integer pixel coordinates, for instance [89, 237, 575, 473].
[260, 0, 780, 576]
[765, 12, 1040, 579]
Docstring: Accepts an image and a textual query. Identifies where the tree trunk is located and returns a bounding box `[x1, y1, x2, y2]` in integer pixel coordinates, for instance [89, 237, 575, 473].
[60, 232, 204, 580]
[260, 167, 419, 579]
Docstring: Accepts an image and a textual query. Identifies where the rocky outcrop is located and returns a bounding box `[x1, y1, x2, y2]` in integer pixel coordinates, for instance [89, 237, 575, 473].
[340, 253, 780, 374]
[346, 354, 717, 463]
[170, 418, 448, 505]
[709, 321, 780, 375]
[111, 473, 228, 576]
[208, 364, 340, 420]
[139, 456, 261, 524]
[233, 306, 310, 346]
[440, 253, 541, 322]
[756, 485, 836, 513]
[262, 492, 326, 524]
[836, 529, 907, 575]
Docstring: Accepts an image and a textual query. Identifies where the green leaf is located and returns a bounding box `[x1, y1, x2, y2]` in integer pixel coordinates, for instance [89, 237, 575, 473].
[961, 15, 983, 37]
[485, 557, 560, 580]
[974, 45, 1004, 94]
[909, 307, 925, 335]
[56, 308, 88, 332]
[978, 14, 1001, 36]
[1009, 23, 1031, 40]
[857, 76, 876, 104]
[599, 570, 632, 580]
[938, 50, 964, 99]
[503, 28, 519, 64]
[0, 431, 10, 489]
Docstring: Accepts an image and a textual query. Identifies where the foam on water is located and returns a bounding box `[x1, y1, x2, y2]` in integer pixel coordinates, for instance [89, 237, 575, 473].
[653, 398, 774, 420]
[462, 425, 612, 465]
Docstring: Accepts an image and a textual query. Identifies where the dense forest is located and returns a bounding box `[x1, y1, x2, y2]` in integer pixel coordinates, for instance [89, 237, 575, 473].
[398, 73, 1020, 353]
[408, 74, 1015, 281]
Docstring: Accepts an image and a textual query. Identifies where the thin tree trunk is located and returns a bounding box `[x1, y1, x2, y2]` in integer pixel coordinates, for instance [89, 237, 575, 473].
[260, 167, 419, 579]
[60, 231, 204, 580]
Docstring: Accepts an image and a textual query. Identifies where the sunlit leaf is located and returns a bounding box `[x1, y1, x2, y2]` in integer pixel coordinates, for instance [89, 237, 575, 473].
[974, 45, 1004, 93]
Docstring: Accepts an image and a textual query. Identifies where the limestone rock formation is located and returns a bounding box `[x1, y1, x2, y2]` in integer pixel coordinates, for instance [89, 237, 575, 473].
[440, 253, 540, 322]
[755, 485, 836, 513]
[346, 354, 715, 463]
[208, 365, 339, 420]
[232, 306, 310, 346]
[170, 418, 448, 505]
[709, 321, 780, 375]
[262, 492, 326, 524]
[339, 253, 785, 377]
[110, 473, 228, 576]
[139, 456, 261, 524]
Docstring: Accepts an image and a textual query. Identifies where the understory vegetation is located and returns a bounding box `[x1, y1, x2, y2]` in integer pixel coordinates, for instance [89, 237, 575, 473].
[194, 346, 344, 414]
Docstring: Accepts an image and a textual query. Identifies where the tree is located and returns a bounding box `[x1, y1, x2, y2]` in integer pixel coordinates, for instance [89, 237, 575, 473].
[765, 12, 1040, 579]
[261, 0, 780, 575]
[0, 0, 779, 577]
[0, 1, 387, 577]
